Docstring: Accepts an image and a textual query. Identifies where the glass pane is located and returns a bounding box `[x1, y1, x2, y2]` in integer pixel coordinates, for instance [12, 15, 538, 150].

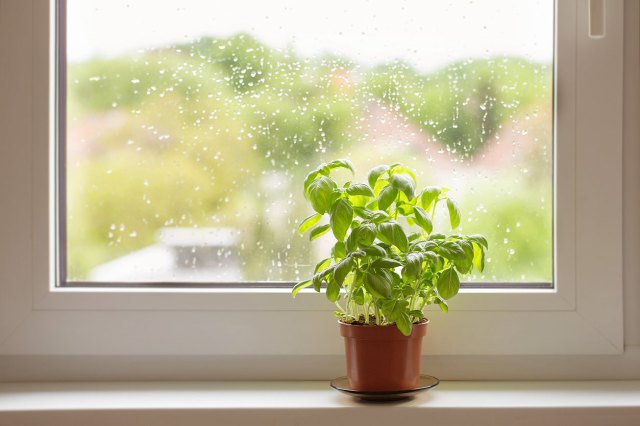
[64, 0, 553, 284]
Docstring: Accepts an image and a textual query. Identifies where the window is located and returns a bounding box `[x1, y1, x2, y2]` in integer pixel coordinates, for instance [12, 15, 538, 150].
[63, 0, 553, 287]
[0, 0, 630, 380]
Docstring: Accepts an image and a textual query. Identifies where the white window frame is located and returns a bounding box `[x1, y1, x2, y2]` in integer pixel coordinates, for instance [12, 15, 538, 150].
[0, 0, 633, 379]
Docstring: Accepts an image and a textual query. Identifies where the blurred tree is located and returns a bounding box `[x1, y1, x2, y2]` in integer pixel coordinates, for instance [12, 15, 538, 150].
[363, 58, 551, 157]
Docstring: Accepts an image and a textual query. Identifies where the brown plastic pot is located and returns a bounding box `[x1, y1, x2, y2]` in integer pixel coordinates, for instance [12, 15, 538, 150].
[339, 319, 428, 391]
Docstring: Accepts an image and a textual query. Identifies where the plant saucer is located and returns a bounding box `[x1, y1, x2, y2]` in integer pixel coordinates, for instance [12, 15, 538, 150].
[330, 374, 439, 401]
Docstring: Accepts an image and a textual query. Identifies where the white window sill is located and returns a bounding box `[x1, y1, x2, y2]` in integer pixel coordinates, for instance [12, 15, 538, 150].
[1, 381, 639, 426]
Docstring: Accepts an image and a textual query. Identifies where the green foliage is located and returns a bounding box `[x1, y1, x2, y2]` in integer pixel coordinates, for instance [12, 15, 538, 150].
[293, 161, 487, 335]
[362, 58, 551, 157]
[70, 34, 362, 170]
[66, 33, 550, 284]
[458, 177, 551, 282]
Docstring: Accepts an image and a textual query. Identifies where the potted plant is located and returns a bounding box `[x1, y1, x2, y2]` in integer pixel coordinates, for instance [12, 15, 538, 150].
[292, 160, 487, 391]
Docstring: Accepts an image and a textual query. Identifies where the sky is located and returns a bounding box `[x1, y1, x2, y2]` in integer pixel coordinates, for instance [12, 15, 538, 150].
[67, 0, 554, 72]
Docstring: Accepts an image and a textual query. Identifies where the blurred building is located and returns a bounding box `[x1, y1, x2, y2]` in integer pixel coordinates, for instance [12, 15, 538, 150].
[89, 227, 242, 282]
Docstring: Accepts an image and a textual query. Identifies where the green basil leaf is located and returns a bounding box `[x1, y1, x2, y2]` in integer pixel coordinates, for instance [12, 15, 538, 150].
[292, 280, 312, 297]
[318, 163, 331, 175]
[371, 258, 403, 269]
[316, 266, 334, 280]
[329, 198, 353, 241]
[438, 240, 467, 260]
[446, 198, 461, 229]
[309, 223, 331, 241]
[438, 299, 449, 313]
[333, 258, 353, 286]
[454, 258, 473, 274]
[332, 241, 346, 259]
[385, 268, 402, 286]
[388, 162, 401, 170]
[352, 287, 365, 305]
[472, 242, 485, 272]
[346, 228, 359, 252]
[303, 169, 321, 198]
[349, 249, 366, 258]
[423, 250, 439, 265]
[381, 299, 409, 321]
[377, 222, 409, 252]
[437, 267, 460, 300]
[395, 312, 412, 337]
[368, 165, 389, 189]
[326, 278, 340, 302]
[370, 210, 390, 223]
[389, 164, 417, 183]
[363, 271, 392, 299]
[407, 232, 421, 242]
[390, 173, 415, 200]
[312, 266, 333, 291]
[413, 206, 433, 234]
[353, 206, 374, 220]
[381, 298, 412, 336]
[327, 159, 355, 174]
[457, 239, 475, 255]
[308, 176, 336, 214]
[420, 186, 441, 211]
[346, 183, 375, 197]
[298, 213, 322, 234]
[469, 234, 489, 249]
[347, 195, 369, 208]
[378, 185, 398, 211]
[314, 257, 333, 273]
[454, 240, 474, 274]
[363, 244, 387, 257]
[421, 241, 438, 251]
[397, 203, 414, 217]
[312, 276, 321, 292]
[355, 223, 377, 246]
[402, 285, 416, 297]
[402, 252, 424, 280]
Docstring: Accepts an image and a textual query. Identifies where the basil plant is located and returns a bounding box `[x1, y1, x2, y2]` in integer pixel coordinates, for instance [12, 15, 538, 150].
[292, 160, 488, 336]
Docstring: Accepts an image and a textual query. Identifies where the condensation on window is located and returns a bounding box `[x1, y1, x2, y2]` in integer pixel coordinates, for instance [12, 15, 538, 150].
[65, 0, 553, 283]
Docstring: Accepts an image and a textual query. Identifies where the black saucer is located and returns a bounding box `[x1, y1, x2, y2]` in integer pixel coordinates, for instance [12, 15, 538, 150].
[330, 375, 439, 401]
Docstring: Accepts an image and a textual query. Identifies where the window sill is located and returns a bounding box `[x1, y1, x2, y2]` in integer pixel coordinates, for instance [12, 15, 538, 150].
[1, 381, 639, 425]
